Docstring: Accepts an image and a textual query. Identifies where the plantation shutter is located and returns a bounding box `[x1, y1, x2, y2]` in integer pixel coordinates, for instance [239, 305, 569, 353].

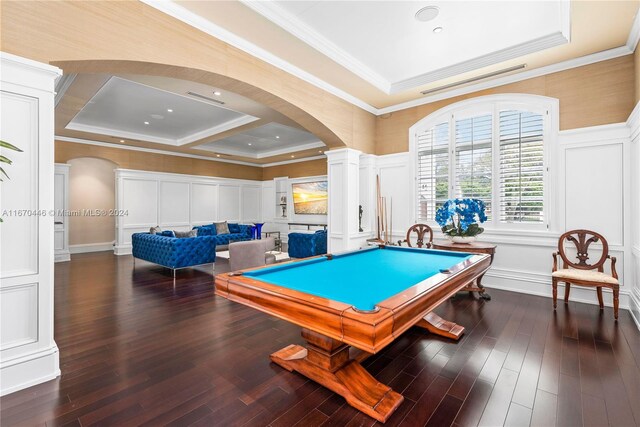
[499, 110, 545, 223]
[416, 122, 449, 221]
[454, 114, 493, 219]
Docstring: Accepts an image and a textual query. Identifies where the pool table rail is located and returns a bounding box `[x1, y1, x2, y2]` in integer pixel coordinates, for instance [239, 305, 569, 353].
[214, 253, 491, 354]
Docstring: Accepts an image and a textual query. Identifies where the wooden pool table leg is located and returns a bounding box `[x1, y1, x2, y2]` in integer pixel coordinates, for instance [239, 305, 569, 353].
[416, 312, 465, 340]
[270, 329, 403, 423]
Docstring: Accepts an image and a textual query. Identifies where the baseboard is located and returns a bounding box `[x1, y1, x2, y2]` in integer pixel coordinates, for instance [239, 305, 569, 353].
[0, 345, 60, 396]
[54, 250, 70, 262]
[114, 244, 132, 256]
[69, 242, 114, 254]
[629, 289, 640, 331]
[483, 270, 631, 309]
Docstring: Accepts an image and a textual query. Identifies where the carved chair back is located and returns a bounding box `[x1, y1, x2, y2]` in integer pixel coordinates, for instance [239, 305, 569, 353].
[404, 224, 433, 249]
[557, 229, 609, 272]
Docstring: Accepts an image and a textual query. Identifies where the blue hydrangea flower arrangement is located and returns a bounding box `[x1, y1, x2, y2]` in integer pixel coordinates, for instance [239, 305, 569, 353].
[435, 198, 487, 238]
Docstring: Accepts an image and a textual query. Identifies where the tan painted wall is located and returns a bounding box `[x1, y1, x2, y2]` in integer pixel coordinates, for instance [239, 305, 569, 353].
[68, 157, 116, 246]
[0, 1, 376, 154]
[55, 141, 264, 181]
[376, 55, 637, 155]
[262, 159, 328, 181]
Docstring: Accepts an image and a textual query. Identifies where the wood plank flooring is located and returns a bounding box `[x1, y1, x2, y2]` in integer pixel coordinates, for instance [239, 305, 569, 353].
[1, 251, 639, 426]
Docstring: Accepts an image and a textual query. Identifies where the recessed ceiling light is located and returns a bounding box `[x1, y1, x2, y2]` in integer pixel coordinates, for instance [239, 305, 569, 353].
[318, 150, 322, 153]
[433, 26, 444, 33]
[213, 91, 222, 96]
[144, 121, 150, 125]
[216, 154, 221, 157]
[276, 136, 280, 139]
[248, 143, 252, 146]
[167, 108, 173, 113]
[120, 140, 125, 143]
[415, 6, 439, 22]
[291, 155, 295, 158]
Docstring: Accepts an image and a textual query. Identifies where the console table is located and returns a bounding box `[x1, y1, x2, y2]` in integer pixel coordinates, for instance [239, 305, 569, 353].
[432, 240, 497, 300]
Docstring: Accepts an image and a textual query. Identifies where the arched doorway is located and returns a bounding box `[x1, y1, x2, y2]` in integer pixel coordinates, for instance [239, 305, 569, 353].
[66, 157, 119, 254]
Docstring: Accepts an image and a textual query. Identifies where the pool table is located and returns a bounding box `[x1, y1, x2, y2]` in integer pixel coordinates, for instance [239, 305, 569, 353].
[214, 245, 491, 422]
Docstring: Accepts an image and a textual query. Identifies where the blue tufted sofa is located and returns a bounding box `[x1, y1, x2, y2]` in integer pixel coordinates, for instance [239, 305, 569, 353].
[193, 223, 252, 250]
[288, 230, 328, 258]
[131, 233, 217, 273]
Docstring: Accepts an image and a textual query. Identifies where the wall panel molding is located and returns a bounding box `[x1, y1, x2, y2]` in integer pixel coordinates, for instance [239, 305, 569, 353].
[114, 169, 263, 254]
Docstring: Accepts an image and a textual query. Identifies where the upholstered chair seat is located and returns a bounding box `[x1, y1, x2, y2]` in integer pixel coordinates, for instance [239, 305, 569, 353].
[551, 269, 618, 285]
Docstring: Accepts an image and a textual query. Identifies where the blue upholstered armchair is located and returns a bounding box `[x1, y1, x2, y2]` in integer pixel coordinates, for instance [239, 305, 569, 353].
[288, 230, 328, 258]
[132, 233, 217, 273]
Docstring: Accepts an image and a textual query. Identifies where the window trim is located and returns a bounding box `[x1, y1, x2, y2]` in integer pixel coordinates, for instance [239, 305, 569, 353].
[409, 94, 559, 233]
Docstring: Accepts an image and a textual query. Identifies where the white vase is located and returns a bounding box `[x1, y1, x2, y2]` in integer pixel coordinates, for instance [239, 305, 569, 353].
[449, 236, 477, 244]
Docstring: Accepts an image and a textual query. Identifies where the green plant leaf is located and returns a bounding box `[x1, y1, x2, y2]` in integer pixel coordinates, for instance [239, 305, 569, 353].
[0, 166, 7, 180]
[0, 155, 12, 165]
[0, 140, 23, 152]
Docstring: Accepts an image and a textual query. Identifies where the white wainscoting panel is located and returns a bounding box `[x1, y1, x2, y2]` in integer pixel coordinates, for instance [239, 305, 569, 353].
[218, 184, 241, 222]
[0, 283, 38, 350]
[191, 183, 218, 225]
[0, 91, 39, 278]
[1, 52, 62, 395]
[564, 143, 624, 245]
[241, 186, 261, 223]
[159, 181, 190, 226]
[114, 169, 263, 254]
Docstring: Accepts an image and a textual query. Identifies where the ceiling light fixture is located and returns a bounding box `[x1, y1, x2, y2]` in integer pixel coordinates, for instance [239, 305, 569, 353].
[216, 154, 221, 157]
[144, 121, 150, 125]
[276, 136, 280, 139]
[120, 140, 125, 143]
[248, 143, 252, 146]
[433, 26, 443, 33]
[167, 108, 173, 113]
[415, 6, 439, 22]
[291, 155, 295, 158]
[213, 91, 222, 96]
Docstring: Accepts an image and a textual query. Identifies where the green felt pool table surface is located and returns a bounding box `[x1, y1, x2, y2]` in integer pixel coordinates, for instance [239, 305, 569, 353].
[243, 246, 472, 311]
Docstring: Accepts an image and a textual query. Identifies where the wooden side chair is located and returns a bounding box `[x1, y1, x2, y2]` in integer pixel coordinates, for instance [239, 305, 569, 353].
[552, 229, 619, 319]
[398, 224, 433, 248]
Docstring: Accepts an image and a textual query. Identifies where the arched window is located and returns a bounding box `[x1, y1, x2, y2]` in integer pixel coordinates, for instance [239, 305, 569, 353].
[410, 94, 558, 230]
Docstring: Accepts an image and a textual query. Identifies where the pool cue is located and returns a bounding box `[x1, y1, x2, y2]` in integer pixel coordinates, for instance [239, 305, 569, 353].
[376, 175, 382, 241]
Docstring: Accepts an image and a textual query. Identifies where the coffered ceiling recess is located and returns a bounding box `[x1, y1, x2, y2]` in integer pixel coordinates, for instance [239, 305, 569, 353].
[57, 74, 327, 165]
[66, 76, 259, 146]
[241, 0, 570, 94]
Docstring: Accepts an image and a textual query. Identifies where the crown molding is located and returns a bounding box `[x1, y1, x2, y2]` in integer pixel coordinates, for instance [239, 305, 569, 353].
[378, 45, 634, 115]
[139, 0, 378, 114]
[196, 140, 325, 159]
[390, 32, 568, 94]
[239, 0, 390, 93]
[261, 155, 326, 167]
[176, 115, 260, 146]
[55, 135, 325, 168]
[627, 6, 640, 51]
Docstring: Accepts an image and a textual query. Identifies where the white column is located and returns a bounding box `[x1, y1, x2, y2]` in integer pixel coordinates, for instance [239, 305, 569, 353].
[326, 148, 361, 252]
[0, 52, 62, 395]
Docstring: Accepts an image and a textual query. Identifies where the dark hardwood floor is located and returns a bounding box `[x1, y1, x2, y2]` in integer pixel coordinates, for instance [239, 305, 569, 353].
[1, 252, 639, 426]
